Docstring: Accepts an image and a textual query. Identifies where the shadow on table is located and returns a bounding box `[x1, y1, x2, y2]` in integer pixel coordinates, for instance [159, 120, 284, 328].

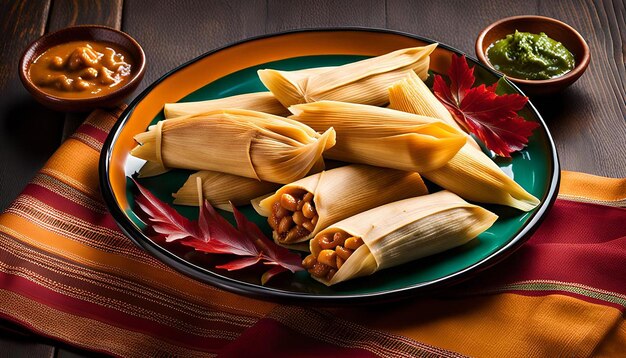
[0, 97, 65, 160]
[529, 86, 586, 126]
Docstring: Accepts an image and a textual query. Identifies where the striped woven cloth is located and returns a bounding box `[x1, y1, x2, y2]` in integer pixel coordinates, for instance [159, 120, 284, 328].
[0, 107, 624, 357]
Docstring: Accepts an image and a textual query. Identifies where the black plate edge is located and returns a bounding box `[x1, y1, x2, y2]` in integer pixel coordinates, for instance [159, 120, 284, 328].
[98, 27, 561, 305]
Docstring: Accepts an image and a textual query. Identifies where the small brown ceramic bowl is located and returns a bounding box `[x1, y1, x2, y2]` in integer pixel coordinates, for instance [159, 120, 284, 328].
[476, 15, 590, 96]
[19, 25, 146, 112]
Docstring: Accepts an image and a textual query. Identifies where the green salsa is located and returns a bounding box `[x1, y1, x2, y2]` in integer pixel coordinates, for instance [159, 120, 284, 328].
[487, 30, 575, 80]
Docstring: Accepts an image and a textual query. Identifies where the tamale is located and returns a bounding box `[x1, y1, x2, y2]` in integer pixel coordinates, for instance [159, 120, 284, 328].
[163, 92, 289, 119]
[258, 44, 437, 107]
[289, 101, 466, 172]
[137, 160, 170, 178]
[131, 108, 336, 184]
[387, 71, 481, 150]
[172, 171, 280, 211]
[302, 191, 498, 286]
[388, 75, 540, 211]
[253, 164, 428, 245]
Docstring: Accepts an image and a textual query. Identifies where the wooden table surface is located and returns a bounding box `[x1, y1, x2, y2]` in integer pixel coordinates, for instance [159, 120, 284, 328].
[0, 0, 624, 356]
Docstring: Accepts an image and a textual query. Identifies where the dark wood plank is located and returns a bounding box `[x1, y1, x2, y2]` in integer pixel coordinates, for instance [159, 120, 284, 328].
[0, 0, 65, 211]
[47, 0, 123, 32]
[122, 0, 266, 95]
[0, 319, 54, 357]
[0, 318, 108, 358]
[266, 0, 385, 32]
[536, 0, 626, 178]
[387, 0, 537, 55]
[0, 336, 55, 358]
[46, 0, 124, 138]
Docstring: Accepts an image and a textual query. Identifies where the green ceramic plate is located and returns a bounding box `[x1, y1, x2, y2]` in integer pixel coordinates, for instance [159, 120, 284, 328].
[100, 28, 559, 303]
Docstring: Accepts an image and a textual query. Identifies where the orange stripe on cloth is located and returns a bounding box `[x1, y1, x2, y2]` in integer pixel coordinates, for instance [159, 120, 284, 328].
[40, 138, 102, 199]
[593, 319, 626, 357]
[558, 171, 626, 207]
[0, 289, 212, 358]
[35, 107, 122, 200]
[5, 195, 149, 261]
[332, 293, 624, 357]
[0, 213, 275, 318]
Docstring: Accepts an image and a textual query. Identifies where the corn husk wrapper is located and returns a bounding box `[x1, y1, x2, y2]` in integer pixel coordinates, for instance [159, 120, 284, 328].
[131, 109, 336, 184]
[311, 190, 498, 286]
[172, 158, 327, 211]
[253, 164, 428, 245]
[172, 171, 280, 211]
[143, 92, 288, 178]
[147, 75, 330, 178]
[388, 75, 540, 211]
[259, 44, 437, 108]
[388, 71, 481, 150]
[137, 160, 170, 178]
[164, 92, 289, 119]
[289, 101, 466, 172]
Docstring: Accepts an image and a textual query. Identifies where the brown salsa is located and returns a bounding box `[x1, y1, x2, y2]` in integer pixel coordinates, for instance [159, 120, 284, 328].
[29, 41, 133, 98]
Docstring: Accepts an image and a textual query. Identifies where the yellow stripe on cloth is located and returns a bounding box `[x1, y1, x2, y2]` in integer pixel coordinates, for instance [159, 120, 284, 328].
[332, 293, 624, 357]
[559, 171, 626, 207]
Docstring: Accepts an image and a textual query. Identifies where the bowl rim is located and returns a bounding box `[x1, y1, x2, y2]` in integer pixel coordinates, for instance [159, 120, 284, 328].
[99, 27, 561, 304]
[18, 24, 146, 105]
[475, 15, 590, 85]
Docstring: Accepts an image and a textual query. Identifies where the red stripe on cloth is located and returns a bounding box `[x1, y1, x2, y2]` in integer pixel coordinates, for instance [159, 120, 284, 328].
[0, 271, 231, 352]
[528, 200, 626, 245]
[74, 123, 109, 144]
[20, 183, 119, 231]
[463, 200, 626, 299]
[219, 318, 378, 358]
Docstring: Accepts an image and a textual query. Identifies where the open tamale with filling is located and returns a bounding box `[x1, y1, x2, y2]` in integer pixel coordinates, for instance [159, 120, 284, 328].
[172, 171, 280, 211]
[302, 191, 498, 286]
[163, 92, 289, 119]
[258, 44, 437, 107]
[388, 73, 540, 211]
[289, 101, 466, 173]
[252, 164, 428, 246]
[131, 108, 336, 184]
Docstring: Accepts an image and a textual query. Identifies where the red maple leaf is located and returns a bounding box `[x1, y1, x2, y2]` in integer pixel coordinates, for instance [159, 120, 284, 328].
[132, 179, 303, 284]
[184, 199, 259, 257]
[133, 178, 196, 242]
[231, 206, 303, 273]
[433, 54, 539, 157]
